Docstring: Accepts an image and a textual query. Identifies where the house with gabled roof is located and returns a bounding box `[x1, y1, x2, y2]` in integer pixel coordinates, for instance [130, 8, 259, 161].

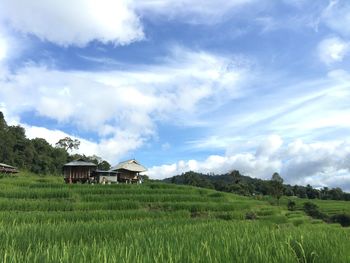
[109, 159, 147, 183]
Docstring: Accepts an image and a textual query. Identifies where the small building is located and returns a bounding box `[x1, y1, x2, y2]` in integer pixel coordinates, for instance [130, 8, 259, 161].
[91, 170, 119, 184]
[109, 159, 147, 183]
[0, 163, 18, 174]
[63, 159, 97, 183]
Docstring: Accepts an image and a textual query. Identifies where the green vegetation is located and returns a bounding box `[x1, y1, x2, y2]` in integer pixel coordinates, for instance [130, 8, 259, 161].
[0, 173, 349, 262]
[277, 197, 350, 227]
[0, 112, 110, 174]
[167, 171, 350, 201]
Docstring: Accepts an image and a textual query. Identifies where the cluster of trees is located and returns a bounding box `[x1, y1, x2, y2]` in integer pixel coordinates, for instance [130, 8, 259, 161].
[165, 170, 350, 201]
[0, 112, 110, 174]
[302, 202, 350, 227]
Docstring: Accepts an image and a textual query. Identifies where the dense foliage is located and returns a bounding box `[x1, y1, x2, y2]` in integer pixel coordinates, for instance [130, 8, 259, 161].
[0, 174, 349, 262]
[302, 201, 350, 227]
[0, 112, 110, 174]
[166, 171, 350, 201]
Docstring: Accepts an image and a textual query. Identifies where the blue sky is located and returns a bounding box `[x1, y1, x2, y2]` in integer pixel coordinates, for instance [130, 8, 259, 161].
[0, 0, 350, 190]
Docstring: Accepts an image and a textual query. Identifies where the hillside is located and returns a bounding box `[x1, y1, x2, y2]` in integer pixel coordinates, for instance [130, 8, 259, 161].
[165, 171, 350, 201]
[0, 173, 349, 262]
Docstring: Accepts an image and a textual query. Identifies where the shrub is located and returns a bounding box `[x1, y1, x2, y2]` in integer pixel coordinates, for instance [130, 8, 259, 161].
[330, 214, 350, 227]
[245, 211, 257, 220]
[287, 200, 296, 211]
[303, 202, 328, 220]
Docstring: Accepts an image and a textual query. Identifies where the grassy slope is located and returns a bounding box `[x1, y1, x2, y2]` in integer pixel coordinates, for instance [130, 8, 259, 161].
[0, 173, 349, 262]
[279, 196, 350, 215]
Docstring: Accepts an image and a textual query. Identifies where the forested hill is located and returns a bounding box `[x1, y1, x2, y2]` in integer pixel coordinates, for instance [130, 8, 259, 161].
[164, 171, 350, 201]
[0, 112, 110, 174]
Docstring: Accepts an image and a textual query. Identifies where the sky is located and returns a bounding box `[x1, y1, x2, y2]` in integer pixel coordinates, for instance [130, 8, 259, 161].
[0, 0, 350, 190]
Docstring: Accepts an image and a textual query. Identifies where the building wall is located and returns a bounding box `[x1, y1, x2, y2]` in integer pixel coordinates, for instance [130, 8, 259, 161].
[0, 166, 17, 174]
[118, 169, 139, 182]
[63, 166, 96, 183]
[99, 175, 119, 184]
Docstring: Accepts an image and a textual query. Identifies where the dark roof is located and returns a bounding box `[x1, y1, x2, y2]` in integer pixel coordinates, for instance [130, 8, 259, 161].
[110, 159, 147, 172]
[63, 160, 97, 167]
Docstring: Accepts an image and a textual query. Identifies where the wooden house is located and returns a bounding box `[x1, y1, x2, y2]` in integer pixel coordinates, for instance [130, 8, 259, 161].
[63, 159, 97, 183]
[0, 163, 18, 174]
[109, 159, 147, 183]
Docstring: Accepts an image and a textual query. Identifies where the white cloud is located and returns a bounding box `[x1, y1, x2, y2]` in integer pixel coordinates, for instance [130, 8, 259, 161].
[148, 138, 283, 180]
[0, 0, 144, 46]
[23, 125, 143, 162]
[0, 48, 247, 163]
[256, 134, 283, 157]
[148, 137, 350, 191]
[0, 0, 258, 46]
[318, 37, 349, 64]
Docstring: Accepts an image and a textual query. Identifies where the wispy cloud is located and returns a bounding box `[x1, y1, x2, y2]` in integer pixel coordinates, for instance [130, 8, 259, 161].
[321, 0, 350, 37]
[134, 0, 256, 24]
[0, 47, 249, 162]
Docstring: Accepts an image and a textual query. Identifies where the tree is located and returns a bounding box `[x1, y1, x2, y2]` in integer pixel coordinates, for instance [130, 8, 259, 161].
[140, 174, 150, 183]
[98, 160, 111, 170]
[87, 155, 111, 170]
[229, 170, 241, 184]
[306, 184, 319, 199]
[0, 111, 6, 130]
[269, 172, 284, 205]
[272, 172, 283, 183]
[287, 200, 296, 211]
[55, 137, 80, 152]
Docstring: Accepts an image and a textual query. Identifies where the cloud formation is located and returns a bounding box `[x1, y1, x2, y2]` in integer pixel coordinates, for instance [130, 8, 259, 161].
[318, 37, 349, 64]
[0, 48, 247, 162]
[0, 0, 350, 191]
[148, 136, 350, 191]
[0, 0, 257, 46]
[0, 0, 144, 46]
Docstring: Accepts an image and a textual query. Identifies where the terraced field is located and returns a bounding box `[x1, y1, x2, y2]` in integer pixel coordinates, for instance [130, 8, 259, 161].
[0, 173, 349, 262]
[281, 197, 350, 215]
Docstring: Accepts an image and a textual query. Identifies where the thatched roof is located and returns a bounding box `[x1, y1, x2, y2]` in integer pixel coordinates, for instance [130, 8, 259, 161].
[64, 159, 96, 167]
[0, 163, 16, 169]
[110, 159, 147, 172]
[0, 163, 18, 173]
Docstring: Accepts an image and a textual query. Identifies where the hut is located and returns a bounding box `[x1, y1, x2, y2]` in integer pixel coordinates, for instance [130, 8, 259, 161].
[63, 159, 97, 183]
[109, 159, 147, 184]
[0, 163, 18, 174]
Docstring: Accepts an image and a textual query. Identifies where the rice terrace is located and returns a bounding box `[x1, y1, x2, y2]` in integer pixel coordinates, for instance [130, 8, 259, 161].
[0, 172, 347, 262]
[1, 0, 350, 262]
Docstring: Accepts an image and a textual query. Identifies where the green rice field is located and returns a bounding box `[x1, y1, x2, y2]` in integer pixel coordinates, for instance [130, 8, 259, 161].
[0, 173, 349, 262]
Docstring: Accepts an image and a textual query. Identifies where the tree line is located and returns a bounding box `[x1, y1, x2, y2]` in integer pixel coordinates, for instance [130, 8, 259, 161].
[165, 170, 350, 201]
[0, 112, 110, 174]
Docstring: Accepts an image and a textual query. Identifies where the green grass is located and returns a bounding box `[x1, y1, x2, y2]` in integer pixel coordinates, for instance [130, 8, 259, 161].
[0, 173, 348, 262]
[279, 196, 350, 215]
